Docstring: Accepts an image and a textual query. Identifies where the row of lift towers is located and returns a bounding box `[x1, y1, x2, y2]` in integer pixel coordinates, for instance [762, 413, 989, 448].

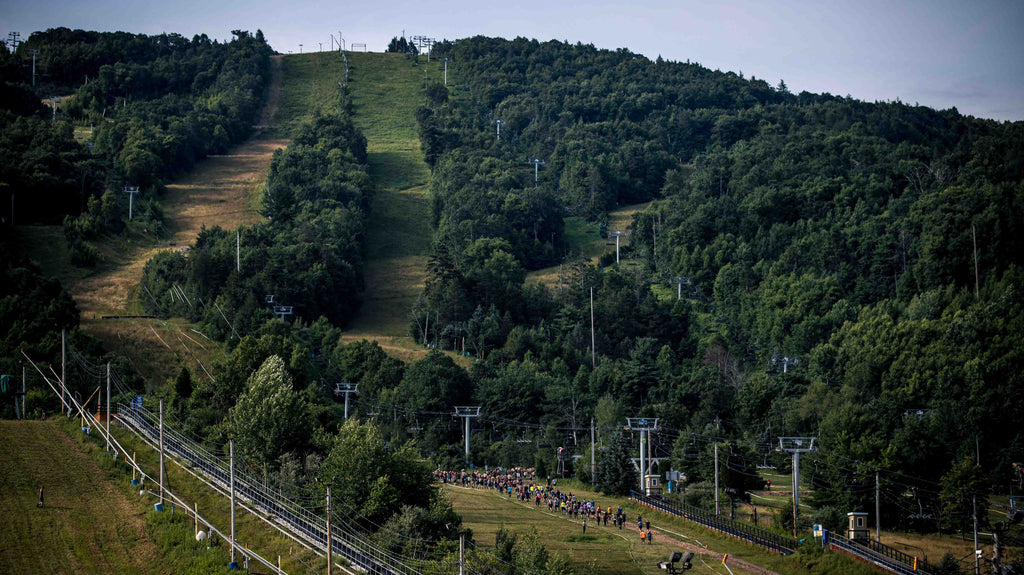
[449, 409, 815, 540]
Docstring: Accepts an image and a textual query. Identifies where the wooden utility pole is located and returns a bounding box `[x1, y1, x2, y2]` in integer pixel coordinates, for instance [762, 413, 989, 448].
[972, 224, 980, 298]
[230, 440, 236, 566]
[714, 443, 720, 515]
[61, 329, 66, 413]
[326, 485, 333, 575]
[590, 287, 596, 368]
[591, 417, 596, 483]
[459, 533, 465, 575]
[105, 363, 110, 452]
[159, 399, 165, 504]
[876, 470, 882, 543]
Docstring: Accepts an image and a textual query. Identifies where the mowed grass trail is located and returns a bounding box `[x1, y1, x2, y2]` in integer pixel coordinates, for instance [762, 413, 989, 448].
[526, 201, 654, 287]
[0, 420, 165, 574]
[340, 52, 437, 360]
[33, 54, 324, 383]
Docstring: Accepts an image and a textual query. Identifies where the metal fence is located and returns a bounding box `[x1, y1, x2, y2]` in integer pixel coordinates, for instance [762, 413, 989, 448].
[632, 491, 798, 555]
[118, 404, 443, 575]
[828, 531, 932, 575]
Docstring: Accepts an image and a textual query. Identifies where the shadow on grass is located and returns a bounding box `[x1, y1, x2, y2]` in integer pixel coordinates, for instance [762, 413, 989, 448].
[367, 151, 429, 191]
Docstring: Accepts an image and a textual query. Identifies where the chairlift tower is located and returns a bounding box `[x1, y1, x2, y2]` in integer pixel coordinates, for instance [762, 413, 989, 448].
[626, 417, 659, 493]
[778, 436, 815, 537]
[123, 186, 139, 220]
[411, 35, 435, 60]
[455, 406, 481, 463]
[273, 305, 294, 322]
[31, 49, 39, 87]
[671, 276, 691, 300]
[333, 382, 358, 420]
[609, 230, 628, 263]
[495, 119, 504, 141]
[769, 354, 799, 373]
[529, 158, 545, 188]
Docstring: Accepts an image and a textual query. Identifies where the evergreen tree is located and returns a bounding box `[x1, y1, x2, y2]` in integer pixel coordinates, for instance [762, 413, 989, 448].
[596, 430, 638, 495]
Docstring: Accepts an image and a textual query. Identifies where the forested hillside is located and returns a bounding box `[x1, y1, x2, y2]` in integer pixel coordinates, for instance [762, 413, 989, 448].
[405, 37, 1024, 531]
[0, 27, 272, 383]
[4, 30, 1024, 568]
[1, 28, 272, 263]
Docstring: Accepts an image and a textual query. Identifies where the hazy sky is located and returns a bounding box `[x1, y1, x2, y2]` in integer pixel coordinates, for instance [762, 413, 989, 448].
[3, 0, 1022, 121]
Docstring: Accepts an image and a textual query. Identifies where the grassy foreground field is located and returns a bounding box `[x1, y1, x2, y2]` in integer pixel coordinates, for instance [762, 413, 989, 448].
[0, 420, 165, 574]
[443, 478, 986, 575]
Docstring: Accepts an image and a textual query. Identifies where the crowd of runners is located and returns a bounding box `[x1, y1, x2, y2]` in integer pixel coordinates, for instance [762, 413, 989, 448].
[434, 467, 657, 544]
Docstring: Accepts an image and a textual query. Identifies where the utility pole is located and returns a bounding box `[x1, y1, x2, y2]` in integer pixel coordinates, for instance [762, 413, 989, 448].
[972, 224, 980, 299]
[443, 57, 449, 86]
[236, 229, 240, 272]
[31, 49, 39, 87]
[105, 363, 111, 452]
[159, 399, 165, 505]
[715, 442, 720, 515]
[459, 533, 466, 575]
[123, 186, 139, 220]
[609, 230, 627, 263]
[61, 329, 66, 413]
[876, 470, 881, 543]
[591, 417, 596, 484]
[626, 418, 659, 494]
[455, 407, 481, 464]
[974, 436, 980, 575]
[333, 382, 358, 420]
[779, 437, 815, 538]
[590, 287, 596, 368]
[230, 439, 237, 568]
[326, 485, 333, 575]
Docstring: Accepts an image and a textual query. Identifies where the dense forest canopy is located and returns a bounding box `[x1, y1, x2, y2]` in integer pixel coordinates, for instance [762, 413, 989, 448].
[1, 27, 272, 258]
[139, 106, 373, 335]
[3, 30, 1024, 558]
[402, 36, 1024, 529]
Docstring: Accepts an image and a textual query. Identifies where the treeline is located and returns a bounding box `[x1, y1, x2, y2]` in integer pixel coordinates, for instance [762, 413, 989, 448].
[139, 105, 372, 333]
[0, 28, 272, 260]
[395, 36, 1024, 535]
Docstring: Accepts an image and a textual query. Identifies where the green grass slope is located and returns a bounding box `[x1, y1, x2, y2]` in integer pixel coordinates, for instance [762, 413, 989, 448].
[340, 53, 436, 359]
[0, 420, 165, 574]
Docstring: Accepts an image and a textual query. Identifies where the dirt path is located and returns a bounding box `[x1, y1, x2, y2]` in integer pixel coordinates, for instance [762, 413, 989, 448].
[0, 420, 167, 574]
[68, 56, 287, 381]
